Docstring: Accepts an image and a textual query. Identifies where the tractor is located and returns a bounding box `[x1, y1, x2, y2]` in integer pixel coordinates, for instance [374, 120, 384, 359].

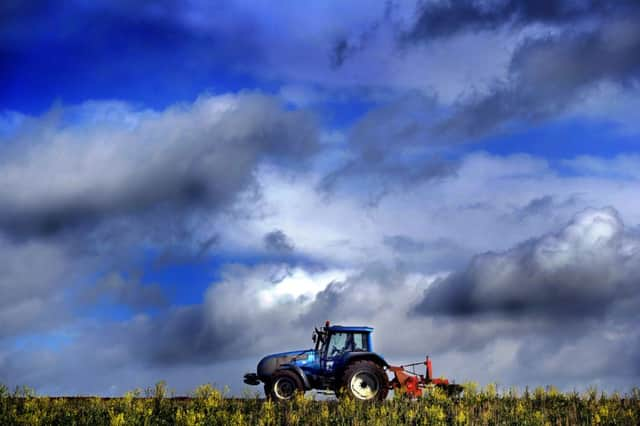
[243, 321, 462, 401]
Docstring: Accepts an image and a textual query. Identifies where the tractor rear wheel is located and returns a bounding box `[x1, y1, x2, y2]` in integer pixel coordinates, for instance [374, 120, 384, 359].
[268, 370, 304, 401]
[342, 360, 389, 401]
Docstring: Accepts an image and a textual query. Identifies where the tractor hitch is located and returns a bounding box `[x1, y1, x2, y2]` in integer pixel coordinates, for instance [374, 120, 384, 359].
[243, 373, 261, 386]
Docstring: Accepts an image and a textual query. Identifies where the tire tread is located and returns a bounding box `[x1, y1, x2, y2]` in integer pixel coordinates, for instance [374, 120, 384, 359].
[342, 360, 389, 401]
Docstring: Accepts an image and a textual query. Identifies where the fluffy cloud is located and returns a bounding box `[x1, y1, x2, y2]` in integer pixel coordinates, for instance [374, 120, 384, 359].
[321, 11, 640, 188]
[122, 265, 348, 366]
[329, 1, 640, 147]
[0, 92, 318, 390]
[319, 92, 460, 192]
[438, 14, 640, 140]
[415, 207, 640, 317]
[220, 151, 640, 268]
[563, 154, 640, 179]
[0, 93, 317, 239]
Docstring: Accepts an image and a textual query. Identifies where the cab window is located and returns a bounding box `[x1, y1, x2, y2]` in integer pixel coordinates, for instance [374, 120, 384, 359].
[328, 332, 347, 357]
[327, 332, 368, 357]
[353, 333, 368, 351]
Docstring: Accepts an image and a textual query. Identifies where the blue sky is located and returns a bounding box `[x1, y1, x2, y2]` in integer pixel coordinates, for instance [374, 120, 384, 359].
[1, 0, 640, 395]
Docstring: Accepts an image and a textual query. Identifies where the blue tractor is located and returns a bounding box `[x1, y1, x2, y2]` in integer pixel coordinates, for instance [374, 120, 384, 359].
[243, 321, 390, 401]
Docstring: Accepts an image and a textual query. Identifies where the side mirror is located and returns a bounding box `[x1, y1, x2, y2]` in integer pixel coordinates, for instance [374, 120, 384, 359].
[312, 332, 317, 343]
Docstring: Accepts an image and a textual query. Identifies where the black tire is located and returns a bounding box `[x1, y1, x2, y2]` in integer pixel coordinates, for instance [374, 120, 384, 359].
[341, 360, 389, 401]
[267, 370, 304, 401]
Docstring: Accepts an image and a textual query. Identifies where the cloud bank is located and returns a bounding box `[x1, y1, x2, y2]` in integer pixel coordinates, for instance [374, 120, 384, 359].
[0, 94, 317, 239]
[415, 207, 640, 317]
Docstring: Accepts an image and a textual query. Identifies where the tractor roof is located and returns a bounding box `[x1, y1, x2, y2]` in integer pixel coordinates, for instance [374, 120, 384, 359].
[328, 325, 373, 333]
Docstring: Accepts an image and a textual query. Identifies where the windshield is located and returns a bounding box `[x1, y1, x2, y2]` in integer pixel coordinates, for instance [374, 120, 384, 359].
[327, 332, 368, 357]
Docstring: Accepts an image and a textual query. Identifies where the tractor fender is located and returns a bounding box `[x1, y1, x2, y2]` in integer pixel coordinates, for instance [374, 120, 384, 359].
[342, 352, 388, 368]
[336, 352, 389, 380]
[278, 364, 312, 390]
[336, 352, 389, 377]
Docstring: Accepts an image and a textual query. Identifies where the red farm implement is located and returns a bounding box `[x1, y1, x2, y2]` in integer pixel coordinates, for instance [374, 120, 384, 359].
[388, 356, 463, 397]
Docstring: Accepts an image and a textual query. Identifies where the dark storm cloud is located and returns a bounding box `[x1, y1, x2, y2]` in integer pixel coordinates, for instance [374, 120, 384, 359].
[405, 0, 638, 42]
[0, 94, 317, 239]
[134, 306, 239, 365]
[330, 0, 638, 69]
[123, 264, 324, 365]
[319, 92, 459, 194]
[330, 2, 640, 146]
[264, 230, 295, 253]
[435, 15, 640, 140]
[82, 299, 248, 368]
[414, 207, 640, 317]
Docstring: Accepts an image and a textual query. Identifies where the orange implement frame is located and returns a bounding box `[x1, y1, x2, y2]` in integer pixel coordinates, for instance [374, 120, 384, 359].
[387, 356, 461, 398]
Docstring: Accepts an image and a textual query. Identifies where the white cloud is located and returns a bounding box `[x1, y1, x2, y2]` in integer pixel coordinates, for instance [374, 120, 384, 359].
[563, 154, 640, 179]
[256, 267, 349, 309]
[417, 207, 640, 315]
[565, 82, 640, 133]
[0, 93, 317, 239]
[212, 151, 640, 272]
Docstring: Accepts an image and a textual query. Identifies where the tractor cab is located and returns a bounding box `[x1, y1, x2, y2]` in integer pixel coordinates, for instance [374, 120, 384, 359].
[313, 322, 373, 372]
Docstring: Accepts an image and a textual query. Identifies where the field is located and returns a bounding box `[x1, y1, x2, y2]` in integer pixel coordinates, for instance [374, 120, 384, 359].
[1, 382, 639, 425]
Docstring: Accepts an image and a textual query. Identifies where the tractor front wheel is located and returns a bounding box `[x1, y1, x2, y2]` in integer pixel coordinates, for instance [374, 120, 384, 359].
[268, 370, 304, 401]
[342, 360, 389, 401]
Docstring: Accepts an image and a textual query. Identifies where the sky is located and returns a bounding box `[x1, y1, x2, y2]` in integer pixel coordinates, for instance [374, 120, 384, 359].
[1, 0, 640, 396]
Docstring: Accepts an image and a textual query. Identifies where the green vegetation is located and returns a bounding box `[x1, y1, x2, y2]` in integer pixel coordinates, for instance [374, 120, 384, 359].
[1, 382, 639, 425]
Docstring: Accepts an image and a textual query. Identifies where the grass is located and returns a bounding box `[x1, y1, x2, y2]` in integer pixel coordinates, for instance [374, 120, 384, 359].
[1, 382, 639, 425]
